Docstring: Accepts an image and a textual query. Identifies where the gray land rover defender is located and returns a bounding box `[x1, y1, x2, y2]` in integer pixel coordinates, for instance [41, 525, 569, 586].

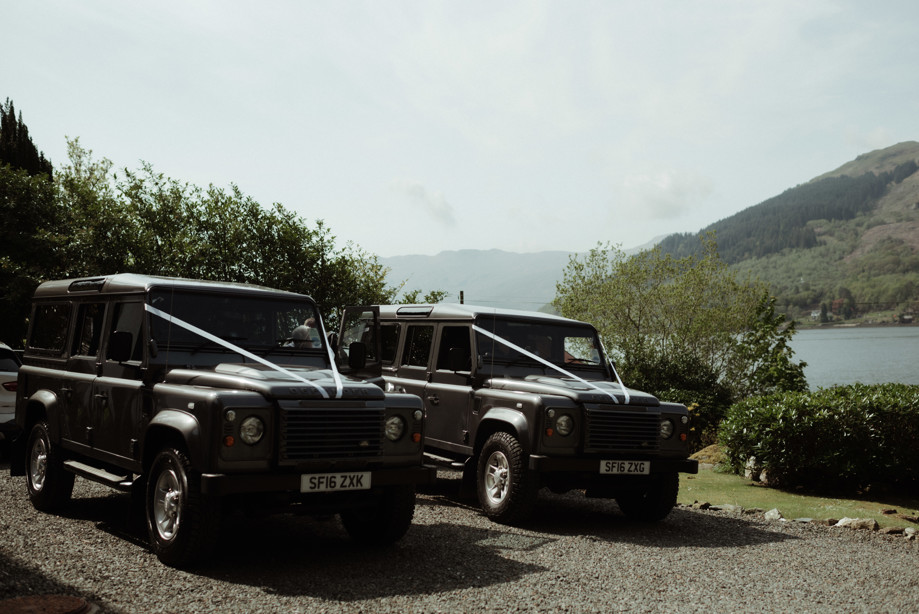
[336, 304, 698, 525]
[10, 275, 432, 566]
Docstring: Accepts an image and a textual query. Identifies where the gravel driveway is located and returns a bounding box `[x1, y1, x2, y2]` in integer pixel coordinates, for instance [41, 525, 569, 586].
[1, 462, 917, 613]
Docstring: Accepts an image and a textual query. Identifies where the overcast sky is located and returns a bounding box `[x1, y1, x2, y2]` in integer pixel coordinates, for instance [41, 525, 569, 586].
[5, 1, 919, 257]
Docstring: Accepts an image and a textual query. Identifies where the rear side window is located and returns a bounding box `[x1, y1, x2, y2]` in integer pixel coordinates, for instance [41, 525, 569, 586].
[29, 303, 72, 354]
[401, 325, 434, 367]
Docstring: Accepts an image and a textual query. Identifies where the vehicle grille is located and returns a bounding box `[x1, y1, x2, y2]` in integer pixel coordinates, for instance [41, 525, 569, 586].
[585, 408, 660, 452]
[280, 407, 384, 461]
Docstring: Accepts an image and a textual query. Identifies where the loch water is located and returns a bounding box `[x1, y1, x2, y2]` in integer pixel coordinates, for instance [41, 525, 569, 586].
[788, 325, 919, 389]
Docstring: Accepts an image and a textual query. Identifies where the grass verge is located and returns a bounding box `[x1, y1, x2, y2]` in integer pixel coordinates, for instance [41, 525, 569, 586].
[679, 468, 919, 529]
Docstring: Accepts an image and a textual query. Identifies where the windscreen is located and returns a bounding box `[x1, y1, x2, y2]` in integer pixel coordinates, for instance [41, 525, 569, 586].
[474, 317, 605, 371]
[149, 289, 324, 359]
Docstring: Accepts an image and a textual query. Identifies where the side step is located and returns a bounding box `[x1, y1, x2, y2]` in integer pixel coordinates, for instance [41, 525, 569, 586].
[423, 452, 466, 469]
[64, 460, 135, 491]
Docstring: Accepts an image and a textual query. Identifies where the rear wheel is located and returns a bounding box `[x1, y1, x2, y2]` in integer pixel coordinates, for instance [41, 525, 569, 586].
[477, 432, 538, 524]
[146, 447, 221, 567]
[341, 485, 416, 546]
[26, 420, 74, 512]
[615, 472, 679, 521]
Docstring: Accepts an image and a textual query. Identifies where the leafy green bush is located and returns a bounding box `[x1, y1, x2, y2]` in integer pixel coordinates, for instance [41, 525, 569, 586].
[718, 384, 919, 493]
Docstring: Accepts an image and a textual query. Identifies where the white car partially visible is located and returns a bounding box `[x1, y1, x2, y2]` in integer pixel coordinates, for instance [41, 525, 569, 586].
[0, 342, 21, 444]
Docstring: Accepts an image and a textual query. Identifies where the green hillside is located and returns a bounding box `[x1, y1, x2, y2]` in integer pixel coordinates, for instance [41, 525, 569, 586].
[658, 142, 919, 323]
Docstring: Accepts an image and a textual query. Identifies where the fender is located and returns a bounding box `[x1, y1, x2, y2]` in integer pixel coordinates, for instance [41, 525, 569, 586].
[478, 406, 531, 455]
[144, 409, 202, 470]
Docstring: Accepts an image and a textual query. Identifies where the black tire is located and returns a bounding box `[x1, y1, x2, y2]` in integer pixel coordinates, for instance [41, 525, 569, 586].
[145, 447, 221, 567]
[615, 471, 679, 521]
[25, 420, 75, 512]
[340, 485, 416, 546]
[476, 431, 538, 524]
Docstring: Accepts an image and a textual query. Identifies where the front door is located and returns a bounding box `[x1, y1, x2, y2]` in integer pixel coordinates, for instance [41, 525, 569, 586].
[336, 306, 382, 381]
[424, 325, 474, 449]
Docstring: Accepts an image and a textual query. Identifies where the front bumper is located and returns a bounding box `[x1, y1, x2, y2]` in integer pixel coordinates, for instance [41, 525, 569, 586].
[200, 464, 437, 496]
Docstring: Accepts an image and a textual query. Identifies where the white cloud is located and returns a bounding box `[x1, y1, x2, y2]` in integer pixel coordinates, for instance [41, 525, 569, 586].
[621, 170, 715, 219]
[6, 0, 919, 259]
[390, 180, 457, 226]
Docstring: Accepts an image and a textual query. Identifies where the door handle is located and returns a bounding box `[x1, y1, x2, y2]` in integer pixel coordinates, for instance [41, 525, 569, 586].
[426, 395, 440, 405]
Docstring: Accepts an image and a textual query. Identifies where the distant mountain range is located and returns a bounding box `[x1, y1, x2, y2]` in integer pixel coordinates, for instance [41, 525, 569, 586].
[380, 237, 663, 311]
[382, 142, 919, 317]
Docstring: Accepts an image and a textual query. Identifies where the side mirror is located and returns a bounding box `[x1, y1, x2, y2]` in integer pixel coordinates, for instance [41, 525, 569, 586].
[348, 341, 367, 370]
[108, 330, 133, 362]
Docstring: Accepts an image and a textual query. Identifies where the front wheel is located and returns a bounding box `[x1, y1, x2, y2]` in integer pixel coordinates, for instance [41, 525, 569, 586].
[477, 431, 538, 524]
[615, 472, 679, 521]
[26, 420, 75, 512]
[340, 485, 416, 546]
[145, 447, 221, 567]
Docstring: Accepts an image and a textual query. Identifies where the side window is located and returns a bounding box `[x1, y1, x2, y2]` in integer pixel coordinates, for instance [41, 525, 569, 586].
[436, 325, 471, 371]
[380, 322, 402, 365]
[401, 325, 434, 368]
[28, 303, 72, 355]
[72, 302, 106, 357]
[108, 302, 145, 362]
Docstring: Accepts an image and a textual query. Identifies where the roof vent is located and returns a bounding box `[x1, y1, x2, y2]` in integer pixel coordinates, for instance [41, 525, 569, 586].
[68, 278, 106, 292]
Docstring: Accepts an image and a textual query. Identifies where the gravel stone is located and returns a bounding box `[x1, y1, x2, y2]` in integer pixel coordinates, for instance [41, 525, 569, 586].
[1, 464, 918, 613]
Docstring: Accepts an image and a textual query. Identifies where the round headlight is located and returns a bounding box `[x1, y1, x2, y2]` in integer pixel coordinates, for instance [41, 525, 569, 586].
[556, 414, 574, 437]
[240, 416, 265, 445]
[660, 418, 675, 440]
[385, 416, 406, 441]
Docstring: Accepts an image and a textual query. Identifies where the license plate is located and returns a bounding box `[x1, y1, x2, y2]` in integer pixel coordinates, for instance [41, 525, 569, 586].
[301, 472, 371, 493]
[600, 460, 650, 475]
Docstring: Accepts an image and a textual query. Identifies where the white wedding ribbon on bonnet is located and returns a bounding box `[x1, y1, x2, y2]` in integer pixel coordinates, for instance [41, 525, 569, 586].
[472, 324, 630, 404]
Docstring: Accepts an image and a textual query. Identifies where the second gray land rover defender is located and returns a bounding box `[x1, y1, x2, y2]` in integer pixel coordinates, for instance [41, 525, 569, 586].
[337, 304, 698, 525]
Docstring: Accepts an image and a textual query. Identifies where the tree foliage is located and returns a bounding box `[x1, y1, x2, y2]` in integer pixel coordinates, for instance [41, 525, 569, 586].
[0, 99, 53, 177]
[0, 134, 408, 342]
[553, 236, 807, 447]
[659, 161, 918, 265]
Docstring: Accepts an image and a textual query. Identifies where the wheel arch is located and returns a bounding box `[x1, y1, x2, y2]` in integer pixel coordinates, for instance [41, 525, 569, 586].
[142, 410, 202, 473]
[474, 407, 531, 457]
[10, 392, 59, 476]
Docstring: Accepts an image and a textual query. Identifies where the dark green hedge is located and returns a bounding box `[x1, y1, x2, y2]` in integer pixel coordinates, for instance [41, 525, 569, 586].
[718, 384, 919, 493]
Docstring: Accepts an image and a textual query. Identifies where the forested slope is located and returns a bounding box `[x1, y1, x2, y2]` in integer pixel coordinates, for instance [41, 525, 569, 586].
[658, 142, 919, 320]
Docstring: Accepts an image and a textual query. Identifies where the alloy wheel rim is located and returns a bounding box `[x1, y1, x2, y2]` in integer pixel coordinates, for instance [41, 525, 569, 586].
[153, 468, 182, 541]
[29, 437, 48, 491]
[484, 450, 510, 505]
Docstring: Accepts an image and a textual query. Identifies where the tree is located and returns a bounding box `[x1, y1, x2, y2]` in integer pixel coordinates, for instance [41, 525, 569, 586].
[53, 139, 401, 330]
[0, 101, 61, 344]
[394, 289, 449, 304]
[0, 99, 53, 177]
[0, 165, 64, 345]
[552, 235, 807, 438]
